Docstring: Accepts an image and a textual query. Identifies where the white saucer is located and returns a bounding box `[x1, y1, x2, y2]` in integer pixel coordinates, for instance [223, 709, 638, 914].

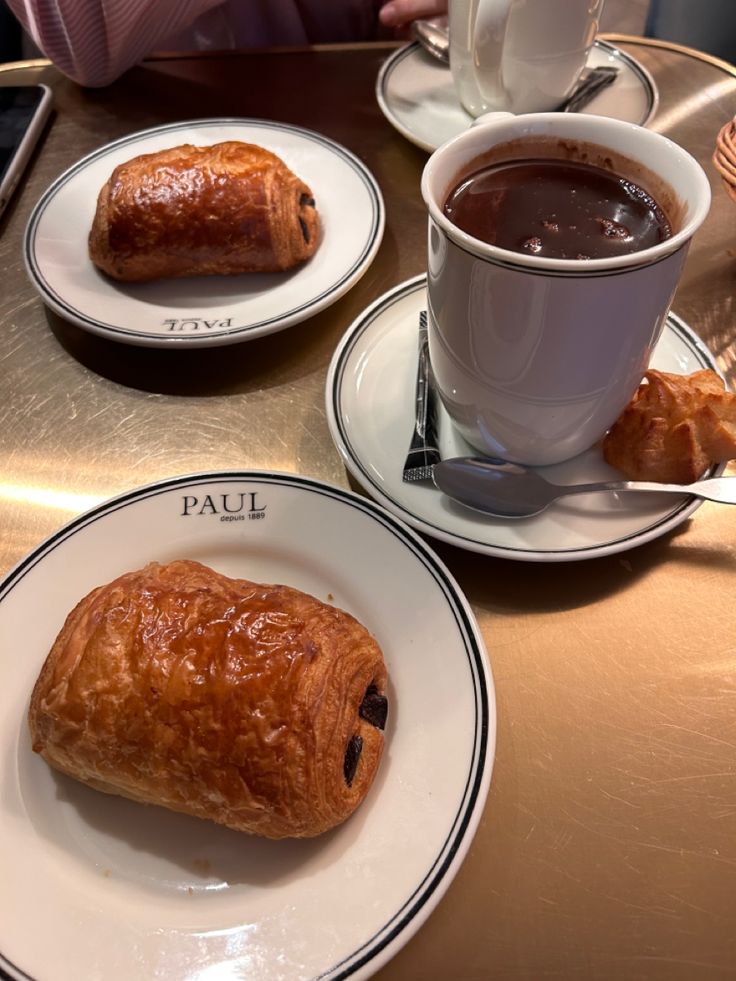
[376, 39, 659, 153]
[24, 119, 384, 348]
[325, 275, 722, 563]
[0, 471, 494, 980]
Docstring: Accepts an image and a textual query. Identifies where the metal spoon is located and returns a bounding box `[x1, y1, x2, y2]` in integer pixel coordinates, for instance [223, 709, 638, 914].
[411, 17, 450, 64]
[432, 456, 736, 519]
[411, 18, 618, 112]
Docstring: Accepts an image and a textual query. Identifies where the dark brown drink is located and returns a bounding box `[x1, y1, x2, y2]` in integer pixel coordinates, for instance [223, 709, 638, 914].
[443, 158, 673, 260]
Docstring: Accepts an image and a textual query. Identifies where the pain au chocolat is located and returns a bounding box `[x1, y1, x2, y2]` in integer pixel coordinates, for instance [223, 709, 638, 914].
[88, 141, 321, 281]
[28, 560, 388, 839]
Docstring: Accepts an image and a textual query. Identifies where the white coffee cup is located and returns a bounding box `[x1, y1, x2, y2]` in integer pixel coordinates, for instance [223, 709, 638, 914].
[449, 0, 605, 117]
[420, 112, 711, 467]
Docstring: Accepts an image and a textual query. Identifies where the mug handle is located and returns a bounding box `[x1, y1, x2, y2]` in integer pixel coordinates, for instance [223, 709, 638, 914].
[471, 0, 515, 109]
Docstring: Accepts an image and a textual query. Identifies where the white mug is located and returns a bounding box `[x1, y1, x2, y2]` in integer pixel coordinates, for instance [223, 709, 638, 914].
[420, 112, 711, 467]
[449, 0, 605, 116]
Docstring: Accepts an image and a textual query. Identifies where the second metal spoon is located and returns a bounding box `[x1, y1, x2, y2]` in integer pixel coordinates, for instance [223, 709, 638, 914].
[433, 456, 736, 519]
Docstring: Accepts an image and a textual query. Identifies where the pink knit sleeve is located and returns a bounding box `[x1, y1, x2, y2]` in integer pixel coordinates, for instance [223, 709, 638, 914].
[6, 0, 226, 87]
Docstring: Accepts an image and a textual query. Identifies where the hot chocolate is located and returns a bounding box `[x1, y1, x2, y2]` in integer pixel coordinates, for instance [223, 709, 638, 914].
[443, 157, 673, 260]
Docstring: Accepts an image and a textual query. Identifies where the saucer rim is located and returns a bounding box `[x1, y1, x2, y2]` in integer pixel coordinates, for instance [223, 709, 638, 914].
[376, 38, 660, 154]
[23, 118, 385, 349]
[325, 273, 723, 563]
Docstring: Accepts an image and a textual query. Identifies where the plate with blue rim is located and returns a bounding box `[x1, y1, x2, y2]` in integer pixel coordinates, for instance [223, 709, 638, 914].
[24, 119, 384, 348]
[376, 39, 659, 154]
[0, 469, 494, 981]
[325, 274, 725, 563]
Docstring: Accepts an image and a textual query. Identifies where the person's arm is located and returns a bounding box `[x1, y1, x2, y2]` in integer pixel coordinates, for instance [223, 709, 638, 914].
[378, 0, 447, 29]
[5, 0, 225, 86]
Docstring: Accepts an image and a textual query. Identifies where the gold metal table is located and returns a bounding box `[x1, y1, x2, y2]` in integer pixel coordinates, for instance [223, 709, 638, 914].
[1, 35, 736, 981]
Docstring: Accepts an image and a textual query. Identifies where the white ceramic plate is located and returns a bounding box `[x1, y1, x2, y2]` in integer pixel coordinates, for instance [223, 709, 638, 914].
[0, 471, 494, 981]
[376, 39, 659, 154]
[24, 119, 385, 348]
[326, 275, 723, 562]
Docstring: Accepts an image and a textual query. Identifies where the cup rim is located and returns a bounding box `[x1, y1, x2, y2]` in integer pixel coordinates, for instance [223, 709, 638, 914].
[420, 113, 712, 273]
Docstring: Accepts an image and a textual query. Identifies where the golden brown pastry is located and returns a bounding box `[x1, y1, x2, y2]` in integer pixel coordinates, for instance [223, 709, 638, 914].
[713, 117, 736, 205]
[28, 559, 388, 839]
[603, 369, 736, 483]
[88, 141, 321, 281]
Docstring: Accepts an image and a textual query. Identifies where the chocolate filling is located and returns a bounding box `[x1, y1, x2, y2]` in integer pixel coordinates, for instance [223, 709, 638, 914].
[298, 216, 310, 243]
[359, 684, 388, 730]
[344, 734, 363, 786]
[299, 193, 316, 208]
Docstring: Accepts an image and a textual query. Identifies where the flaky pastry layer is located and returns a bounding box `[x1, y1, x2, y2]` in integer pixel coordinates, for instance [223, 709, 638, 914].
[603, 369, 736, 483]
[29, 560, 388, 838]
[88, 141, 321, 281]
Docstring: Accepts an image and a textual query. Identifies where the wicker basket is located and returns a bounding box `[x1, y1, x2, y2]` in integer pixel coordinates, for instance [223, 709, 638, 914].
[714, 117, 736, 204]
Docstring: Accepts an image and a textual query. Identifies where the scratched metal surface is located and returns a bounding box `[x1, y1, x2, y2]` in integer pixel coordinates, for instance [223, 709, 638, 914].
[1, 37, 736, 981]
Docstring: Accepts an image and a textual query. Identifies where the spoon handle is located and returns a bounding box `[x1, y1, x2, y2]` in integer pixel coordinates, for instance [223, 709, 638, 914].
[433, 456, 736, 519]
[560, 66, 618, 112]
[576, 476, 736, 504]
[412, 18, 450, 64]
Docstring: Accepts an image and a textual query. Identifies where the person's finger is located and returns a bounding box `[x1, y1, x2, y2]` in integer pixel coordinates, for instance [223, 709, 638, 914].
[378, 0, 448, 28]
